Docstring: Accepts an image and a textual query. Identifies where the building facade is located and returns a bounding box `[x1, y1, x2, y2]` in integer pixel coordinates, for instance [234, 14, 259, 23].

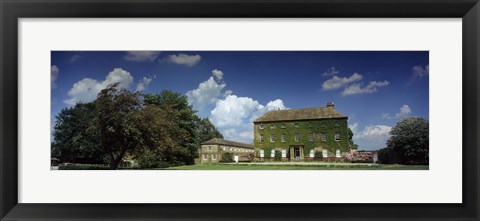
[253, 102, 352, 161]
[199, 138, 255, 163]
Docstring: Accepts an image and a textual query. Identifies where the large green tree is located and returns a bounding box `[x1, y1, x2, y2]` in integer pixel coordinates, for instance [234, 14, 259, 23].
[387, 117, 429, 165]
[52, 102, 104, 163]
[134, 105, 190, 167]
[95, 84, 143, 169]
[143, 91, 199, 164]
[196, 117, 223, 145]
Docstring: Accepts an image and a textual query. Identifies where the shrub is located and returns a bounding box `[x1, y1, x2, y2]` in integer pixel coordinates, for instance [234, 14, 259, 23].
[136, 150, 170, 169]
[274, 150, 282, 161]
[220, 152, 233, 162]
[59, 164, 110, 170]
[314, 151, 323, 160]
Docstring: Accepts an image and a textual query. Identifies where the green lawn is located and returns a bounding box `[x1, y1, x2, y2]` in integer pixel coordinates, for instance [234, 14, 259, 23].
[165, 163, 429, 170]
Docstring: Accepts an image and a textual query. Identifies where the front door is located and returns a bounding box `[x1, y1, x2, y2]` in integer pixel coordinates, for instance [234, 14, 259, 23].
[294, 147, 301, 160]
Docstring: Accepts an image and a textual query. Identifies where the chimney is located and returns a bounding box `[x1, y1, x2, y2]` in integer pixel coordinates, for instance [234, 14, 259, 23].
[326, 102, 335, 109]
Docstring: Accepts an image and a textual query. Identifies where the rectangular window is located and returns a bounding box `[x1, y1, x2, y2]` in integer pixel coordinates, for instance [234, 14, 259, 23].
[270, 123, 275, 129]
[295, 132, 300, 142]
[260, 134, 264, 142]
[309, 132, 314, 141]
[281, 123, 286, 128]
[294, 122, 299, 127]
[322, 149, 328, 158]
[310, 149, 315, 158]
[271, 149, 275, 158]
[282, 149, 287, 158]
[259, 123, 264, 129]
[208, 146, 212, 151]
[335, 132, 340, 141]
[203, 154, 208, 160]
[270, 134, 275, 142]
[336, 149, 341, 158]
[322, 132, 327, 141]
[212, 154, 217, 160]
[260, 149, 264, 158]
[281, 134, 286, 142]
[222, 146, 226, 151]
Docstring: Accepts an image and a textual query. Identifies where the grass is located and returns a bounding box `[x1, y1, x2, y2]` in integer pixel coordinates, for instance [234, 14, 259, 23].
[164, 163, 429, 170]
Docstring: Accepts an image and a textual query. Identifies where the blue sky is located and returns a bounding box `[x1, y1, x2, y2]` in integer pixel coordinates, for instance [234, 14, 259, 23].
[51, 51, 429, 150]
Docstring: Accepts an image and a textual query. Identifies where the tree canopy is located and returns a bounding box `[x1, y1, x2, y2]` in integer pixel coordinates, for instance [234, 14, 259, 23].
[385, 117, 429, 165]
[52, 102, 104, 163]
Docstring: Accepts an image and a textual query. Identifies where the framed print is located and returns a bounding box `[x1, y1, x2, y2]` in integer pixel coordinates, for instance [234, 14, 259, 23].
[1, 0, 479, 220]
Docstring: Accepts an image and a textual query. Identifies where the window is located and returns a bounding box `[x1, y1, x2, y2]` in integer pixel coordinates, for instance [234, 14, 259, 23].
[309, 132, 314, 141]
[336, 149, 341, 158]
[260, 149, 264, 158]
[203, 154, 208, 160]
[208, 146, 212, 151]
[271, 149, 275, 158]
[230, 147, 233, 151]
[270, 123, 275, 129]
[260, 134, 264, 142]
[270, 134, 275, 142]
[281, 123, 286, 128]
[295, 132, 300, 142]
[212, 154, 217, 160]
[310, 149, 315, 158]
[259, 123, 264, 129]
[281, 134, 286, 142]
[282, 149, 287, 158]
[322, 132, 327, 141]
[294, 122, 299, 127]
[335, 132, 340, 141]
[322, 149, 328, 158]
[222, 146, 226, 151]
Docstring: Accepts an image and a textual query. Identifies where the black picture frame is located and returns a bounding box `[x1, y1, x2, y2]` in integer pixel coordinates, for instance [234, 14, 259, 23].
[1, 0, 479, 220]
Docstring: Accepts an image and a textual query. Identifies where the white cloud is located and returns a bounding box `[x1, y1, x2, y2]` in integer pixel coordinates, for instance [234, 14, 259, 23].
[186, 70, 228, 111]
[322, 66, 339, 76]
[63, 68, 134, 106]
[165, 53, 201, 67]
[412, 65, 429, 78]
[186, 69, 286, 144]
[210, 95, 261, 128]
[395, 104, 412, 118]
[221, 128, 254, 143]
[350, 123, 392, 149]
[124, 51, 160, 62]
[322, 73, 363, 90]
[212, 69, 223, 80]
[69, 54, 83, 63]
[210, 95, 286, 143]
[135, 76, 154, 92]
[51, 65, 59, 89]
[381, 113, 392, 119]
[341, 80, 389, 96]
[223, 90, 233, 97]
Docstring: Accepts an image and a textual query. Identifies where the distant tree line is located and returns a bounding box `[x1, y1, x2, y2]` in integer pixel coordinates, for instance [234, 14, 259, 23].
[51, 83, 223, 169]
[378, 117, 429, 165]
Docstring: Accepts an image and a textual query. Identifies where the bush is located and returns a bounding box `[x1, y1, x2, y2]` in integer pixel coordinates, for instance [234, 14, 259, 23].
[136, 150, 170, 169]
[314, 151, 323, 160]
[58, 164, 110, 170]
[220, 152, 233, 162]
[274, 150, 282, 161]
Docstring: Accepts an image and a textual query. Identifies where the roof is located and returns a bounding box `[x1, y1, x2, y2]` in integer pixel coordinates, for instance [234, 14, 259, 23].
[253, 107, 347, 123]
[201, 138, 255, 149]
